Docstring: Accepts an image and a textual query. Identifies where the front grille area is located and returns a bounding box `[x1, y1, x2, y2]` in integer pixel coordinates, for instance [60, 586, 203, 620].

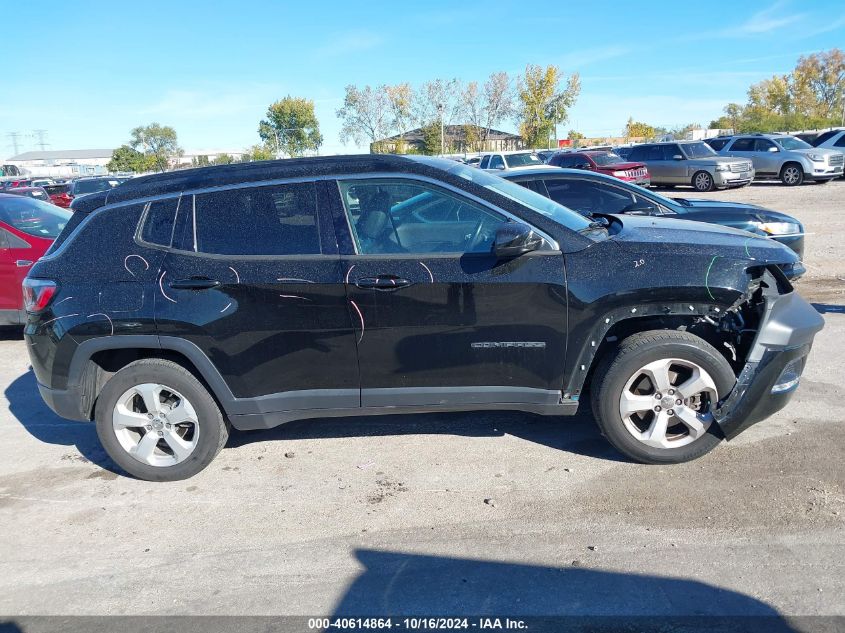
[730, 162, 752, 173]
[829, 153, 844, 167]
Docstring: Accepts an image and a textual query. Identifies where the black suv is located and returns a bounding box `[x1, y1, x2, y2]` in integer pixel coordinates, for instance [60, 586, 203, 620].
[24, 156, 823, 480]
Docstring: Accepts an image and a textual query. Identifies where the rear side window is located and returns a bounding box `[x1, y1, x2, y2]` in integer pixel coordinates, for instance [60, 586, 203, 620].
[140, 197, 179, 247]
[192, 182, 321, 256]
[729, 138, 755, 151]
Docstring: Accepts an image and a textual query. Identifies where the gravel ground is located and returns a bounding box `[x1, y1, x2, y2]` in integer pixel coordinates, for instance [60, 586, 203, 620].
[0, 180, 843, 624]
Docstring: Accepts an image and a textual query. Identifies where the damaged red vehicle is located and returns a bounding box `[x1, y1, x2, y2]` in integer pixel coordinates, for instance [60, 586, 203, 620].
[548, 150, 650, 186]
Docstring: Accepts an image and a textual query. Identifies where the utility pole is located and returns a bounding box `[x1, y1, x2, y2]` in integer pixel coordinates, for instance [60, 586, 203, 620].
[6, 132, 21, 156]
[33, 129, 49, 151]
[438, 103, 445, 156]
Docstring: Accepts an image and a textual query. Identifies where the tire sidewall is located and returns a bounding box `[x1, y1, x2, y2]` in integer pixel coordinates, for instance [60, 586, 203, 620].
[95, 362, 226, 481]
[594, 336, 734, 464]
[692, 171, 714, 192]
[780, 163, 804, 186]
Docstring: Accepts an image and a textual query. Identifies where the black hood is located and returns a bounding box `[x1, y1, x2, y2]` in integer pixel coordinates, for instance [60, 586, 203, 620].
[673, 198, 796, 223]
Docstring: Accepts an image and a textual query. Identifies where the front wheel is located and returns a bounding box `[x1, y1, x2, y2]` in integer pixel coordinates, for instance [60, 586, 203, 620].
[94, 359, 229, 481]
[591, 330, 735, 464]
[780, 163, 804, 186]
[692, 171, 715, 192]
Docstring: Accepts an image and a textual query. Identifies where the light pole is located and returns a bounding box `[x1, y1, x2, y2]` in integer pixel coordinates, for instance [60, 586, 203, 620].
[437, 103, 445, 156]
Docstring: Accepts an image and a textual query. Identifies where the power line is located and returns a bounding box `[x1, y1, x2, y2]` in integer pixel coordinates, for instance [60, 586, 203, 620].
[33, 129, 49, 151]
[6, 132, 21, 156]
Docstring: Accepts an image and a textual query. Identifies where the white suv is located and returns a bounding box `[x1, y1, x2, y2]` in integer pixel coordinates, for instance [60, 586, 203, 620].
[479, 151, 544, 171]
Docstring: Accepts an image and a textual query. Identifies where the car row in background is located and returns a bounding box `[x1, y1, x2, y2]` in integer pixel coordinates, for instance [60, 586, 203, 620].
[0, 175, 126, 209]
[547, 150, 650, 186]
[499, 165, 805, 279]
[705, 133, 843, 186]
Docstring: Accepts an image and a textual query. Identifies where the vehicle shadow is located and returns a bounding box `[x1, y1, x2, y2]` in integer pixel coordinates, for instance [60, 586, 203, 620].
[812, 303, 845, 314]
[227, 402, 625, 463]
[4, 368, 118, 473]
[0, 326, 23, 341]
[330, 549, 799, 632]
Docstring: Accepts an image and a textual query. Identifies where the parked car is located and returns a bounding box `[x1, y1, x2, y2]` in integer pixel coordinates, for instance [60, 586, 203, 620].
[547, 150, 650, 186]
[31, 178, 55, 188]
[43, 183, 73, 208]
[479, 150, 544, 170]
[0, 178, 33, 190]
[717, 134, 843, 185]
[808, 128, 845, 156]
[1, 194, 70, 325]
[500, 167, 805, 278]
[704, 137, 732, 151]
[6, 186, 52, 203]
[465, 156, 481, 167]
[626, 141, 753, 192]
[795, 132, 820, 145]
[25, 155, 821, 480]
[536, 149, 558, 163]
[67, 176, 124, 200]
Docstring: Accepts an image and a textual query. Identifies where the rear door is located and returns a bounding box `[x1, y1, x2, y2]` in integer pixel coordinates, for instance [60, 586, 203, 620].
[157, 180, 360, 412]
[327, 176, 568, 408]
[0, 226, 29, 314]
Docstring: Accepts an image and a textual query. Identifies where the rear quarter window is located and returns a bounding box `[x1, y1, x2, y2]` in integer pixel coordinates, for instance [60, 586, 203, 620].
[140, 197, 179, 247]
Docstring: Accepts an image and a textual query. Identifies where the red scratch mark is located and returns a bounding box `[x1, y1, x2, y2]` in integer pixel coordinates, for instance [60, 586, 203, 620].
[220, 302, 232, 313]
[158, 271, 177, 303]
[228, 266, 240, 284]
[86, 313, 114, 336]
[349, 300, 365, 344]
[124, 254, 150, 277]
[345, 264, 356, 284]
[419, 262, 434, 283]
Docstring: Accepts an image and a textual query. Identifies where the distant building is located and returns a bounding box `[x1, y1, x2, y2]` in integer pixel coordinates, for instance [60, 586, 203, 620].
[175, 149, 248, 167]
[373, 124, 524, 154]
[6, 149, 114, 177]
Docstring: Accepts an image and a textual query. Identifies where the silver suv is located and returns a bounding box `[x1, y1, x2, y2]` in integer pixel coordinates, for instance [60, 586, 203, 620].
[626, 141, 753, 192]
[717, 133, 844, 185]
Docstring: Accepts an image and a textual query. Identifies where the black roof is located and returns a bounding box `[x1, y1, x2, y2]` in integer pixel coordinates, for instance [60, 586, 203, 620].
[107, 154, 421, 205]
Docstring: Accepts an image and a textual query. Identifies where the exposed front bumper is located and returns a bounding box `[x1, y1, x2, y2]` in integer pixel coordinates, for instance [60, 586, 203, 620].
[714, 170, 754, 187]
[809, 164, 843, 180]
[715, 290, 824, 439]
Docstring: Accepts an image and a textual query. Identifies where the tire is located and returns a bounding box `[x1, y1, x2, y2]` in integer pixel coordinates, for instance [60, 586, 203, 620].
[590, 330, 735, 464]
[94, 359, 229, 481]
[692, 171, 714, 192]
[780, 163, 804, 186]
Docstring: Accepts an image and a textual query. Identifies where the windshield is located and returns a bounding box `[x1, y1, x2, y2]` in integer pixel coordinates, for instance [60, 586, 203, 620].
[504, 153, 543, 168]
[73, 178, 121, 195]
[0, 195, 71, 238]
[774, 136, 813, 151]
[591, 152, 625, 166]
[680, 142, 717, 159]
[442, 160, 594, 233]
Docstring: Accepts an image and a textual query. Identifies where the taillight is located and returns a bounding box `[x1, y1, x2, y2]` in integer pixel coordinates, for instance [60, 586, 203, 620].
[22, 279, 58, 312]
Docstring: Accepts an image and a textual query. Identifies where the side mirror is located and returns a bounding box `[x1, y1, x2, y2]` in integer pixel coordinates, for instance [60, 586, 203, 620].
[672, 154, 684, 161]
[576, 163, 591, 169]
[767, 146, 779, 153]
[493, 223, 544, 259]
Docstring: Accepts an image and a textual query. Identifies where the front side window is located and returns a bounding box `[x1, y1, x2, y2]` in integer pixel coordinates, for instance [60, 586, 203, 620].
[339, 179, 506, 255]
[489, 155, 505, 169]
[192, 182, 321, 256]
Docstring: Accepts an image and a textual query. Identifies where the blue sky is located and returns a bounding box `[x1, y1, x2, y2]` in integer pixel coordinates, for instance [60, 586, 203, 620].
[2, 0, 844, 158]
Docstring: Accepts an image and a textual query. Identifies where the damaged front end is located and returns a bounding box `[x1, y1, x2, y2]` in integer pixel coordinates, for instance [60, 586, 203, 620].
[702, 265, 824, 439]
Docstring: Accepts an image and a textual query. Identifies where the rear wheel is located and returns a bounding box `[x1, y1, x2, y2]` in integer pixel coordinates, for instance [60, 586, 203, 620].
[780, 163, 804, 186]
[692, 171, 715, 192]
[591, 330, 735, 464]
[95, 359, 229, 481]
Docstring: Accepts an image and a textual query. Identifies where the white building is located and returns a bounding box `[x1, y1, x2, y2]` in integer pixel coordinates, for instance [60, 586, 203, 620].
[5, 149, 114, 178]
[175, 149, 248, 166]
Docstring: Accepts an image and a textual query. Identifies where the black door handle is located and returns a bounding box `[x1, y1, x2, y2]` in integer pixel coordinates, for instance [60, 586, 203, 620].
[169, 277, 221, 290]
[355, 276, 412, 290]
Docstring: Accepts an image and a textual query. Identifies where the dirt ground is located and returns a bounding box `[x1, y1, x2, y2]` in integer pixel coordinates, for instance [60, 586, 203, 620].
[0, 179, 843, 625]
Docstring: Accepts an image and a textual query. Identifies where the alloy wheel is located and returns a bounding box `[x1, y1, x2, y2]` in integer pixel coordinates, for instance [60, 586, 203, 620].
[618, 358, 718, 449]
[783, 166, 801, 185]
[112, 383, 200, 467]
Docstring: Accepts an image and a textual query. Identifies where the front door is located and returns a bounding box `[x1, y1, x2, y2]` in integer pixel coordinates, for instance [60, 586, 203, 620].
[327, 177, 568, 408]
[156, 180, 360, 412]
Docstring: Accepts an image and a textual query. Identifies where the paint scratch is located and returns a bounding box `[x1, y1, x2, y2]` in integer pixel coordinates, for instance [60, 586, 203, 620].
[349, 300, 365, 344]
[279, 294, 311, 301]
[158, 271, 177, 303]
[228, 266, 240, 284]
[704, 256, 719, 301]
[40, 313, 80, 328]
[220, 302, 232, 313]
[345, 264, 356, 284]
[86, 312, 114, 336]
[419, 262, 434, 283]
[124, 254, 150, 277]
[54, 296, 74, 306]
[277, 277, 315, 284]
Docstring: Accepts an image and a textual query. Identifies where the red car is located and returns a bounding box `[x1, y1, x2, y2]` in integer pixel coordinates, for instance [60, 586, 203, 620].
[0, 194, 70, 325]
[43, 183, 74, 208]
[548, 150, 650, 186]
[6, 186, 52, 203]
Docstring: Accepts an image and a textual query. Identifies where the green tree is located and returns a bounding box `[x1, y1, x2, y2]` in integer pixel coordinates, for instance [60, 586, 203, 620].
[129, 123, 180, 172]
[212, 153, 234, 165]
[240, 144, 275, 162]
[624, 118, 655, 139]
[336, 84, 391, 148]
[107, 145, 146, 173]
[567, 129, 585, 148]
[517, 64, 580, 148]
[420, 122, 443, 155]
[259, 96, 323, 158]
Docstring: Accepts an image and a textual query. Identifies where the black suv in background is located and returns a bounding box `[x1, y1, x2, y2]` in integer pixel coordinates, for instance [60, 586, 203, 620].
[24, 156, 823, 480]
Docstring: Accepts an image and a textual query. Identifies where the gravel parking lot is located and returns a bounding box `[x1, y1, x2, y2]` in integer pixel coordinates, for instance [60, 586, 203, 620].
[1, 180, 843, 624]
